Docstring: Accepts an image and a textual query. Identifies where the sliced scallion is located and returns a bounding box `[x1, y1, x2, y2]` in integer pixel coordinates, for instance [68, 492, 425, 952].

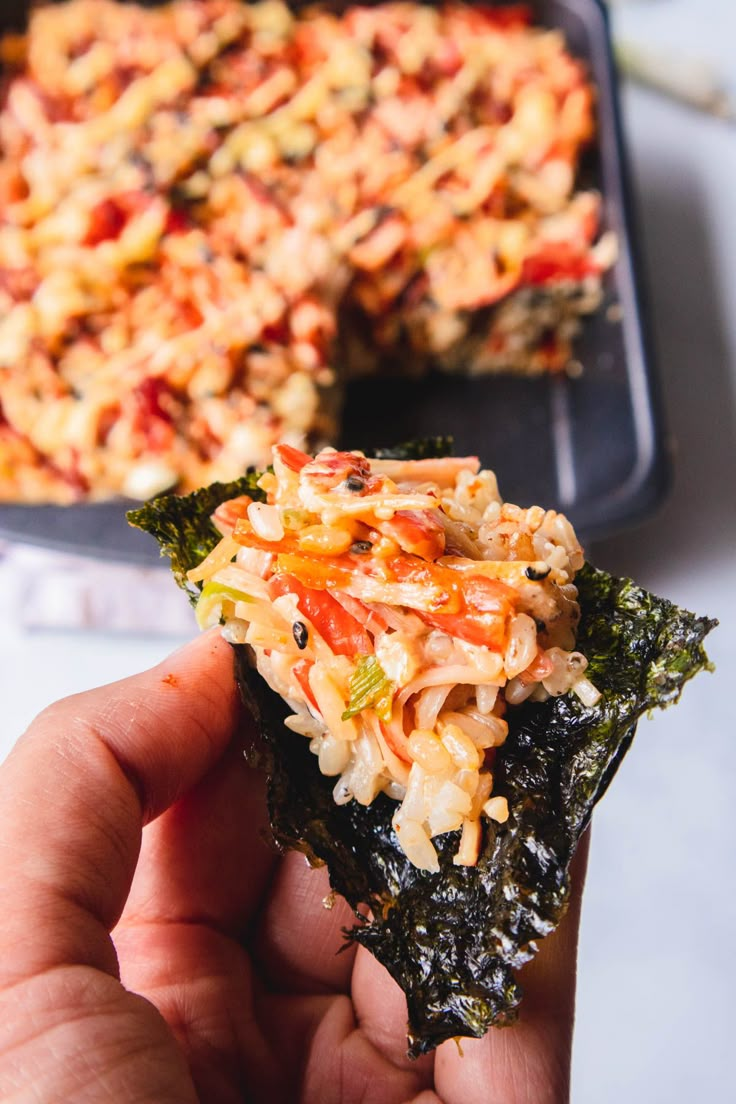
[195, 580, 254, 629]
[342, 655, 394, 722]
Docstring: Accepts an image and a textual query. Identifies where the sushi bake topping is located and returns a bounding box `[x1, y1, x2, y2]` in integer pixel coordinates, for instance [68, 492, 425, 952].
[191, 446, 599, 870]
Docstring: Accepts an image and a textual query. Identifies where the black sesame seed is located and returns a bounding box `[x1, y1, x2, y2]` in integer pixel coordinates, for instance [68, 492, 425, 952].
[344, 475, 365, 492]
[350, 540, 373, 554]
[525, 565, 551, 581]
[292, 621, 309, 650]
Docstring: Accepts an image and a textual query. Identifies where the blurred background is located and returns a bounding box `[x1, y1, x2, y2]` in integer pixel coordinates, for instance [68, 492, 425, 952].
[575, 2, 735, 1101]
[0, 1, 734, 1100]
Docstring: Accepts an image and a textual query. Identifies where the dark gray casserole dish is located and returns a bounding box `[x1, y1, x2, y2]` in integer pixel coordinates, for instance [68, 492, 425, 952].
[0, 0, 669, 563]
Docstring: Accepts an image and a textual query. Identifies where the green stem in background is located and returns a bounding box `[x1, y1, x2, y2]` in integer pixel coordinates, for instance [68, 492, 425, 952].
[614, 38, 736, 121]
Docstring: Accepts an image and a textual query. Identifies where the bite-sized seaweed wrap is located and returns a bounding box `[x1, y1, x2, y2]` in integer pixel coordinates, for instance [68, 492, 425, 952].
[129, 440, 716, 1056]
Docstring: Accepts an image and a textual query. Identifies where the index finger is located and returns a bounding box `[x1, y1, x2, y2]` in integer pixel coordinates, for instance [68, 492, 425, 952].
[0, 630, 238, 988]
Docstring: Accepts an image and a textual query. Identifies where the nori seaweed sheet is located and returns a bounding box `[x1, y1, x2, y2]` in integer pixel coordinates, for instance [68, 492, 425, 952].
[128, 446, 716, 1057]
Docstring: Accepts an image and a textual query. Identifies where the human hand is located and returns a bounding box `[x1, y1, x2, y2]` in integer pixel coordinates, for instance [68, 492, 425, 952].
[0, 631, 587, 1103]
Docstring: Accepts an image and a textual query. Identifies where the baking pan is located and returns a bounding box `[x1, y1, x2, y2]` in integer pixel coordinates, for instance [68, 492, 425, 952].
[0, 0, 669, 564]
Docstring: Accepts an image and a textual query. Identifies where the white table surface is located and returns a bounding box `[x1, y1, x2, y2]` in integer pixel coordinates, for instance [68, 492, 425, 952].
[574, 3, 736, 1101]
[1, 2, 734, 1100]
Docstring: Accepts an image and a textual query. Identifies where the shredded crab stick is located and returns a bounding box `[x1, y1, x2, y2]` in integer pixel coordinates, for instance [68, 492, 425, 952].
[190, 446, 600, 872]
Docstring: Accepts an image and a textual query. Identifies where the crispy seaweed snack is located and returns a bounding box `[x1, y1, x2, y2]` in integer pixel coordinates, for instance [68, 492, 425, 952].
[129, 441, 716, 1056]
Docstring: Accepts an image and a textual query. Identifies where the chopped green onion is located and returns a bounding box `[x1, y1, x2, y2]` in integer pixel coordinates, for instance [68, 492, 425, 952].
[342, 655, 394, 722]
[282, 508, 312, 531]
[195, 580, 253, 629]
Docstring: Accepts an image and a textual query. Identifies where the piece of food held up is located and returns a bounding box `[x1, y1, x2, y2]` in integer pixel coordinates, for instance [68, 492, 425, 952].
[179, 442, 598, 874]
[130, 442, 716, 1055]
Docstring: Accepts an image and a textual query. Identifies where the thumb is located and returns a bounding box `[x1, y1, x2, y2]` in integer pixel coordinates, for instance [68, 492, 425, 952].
[0, 629, 238, 989]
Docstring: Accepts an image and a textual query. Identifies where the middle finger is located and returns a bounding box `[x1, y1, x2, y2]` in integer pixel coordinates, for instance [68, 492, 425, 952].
[253, 853, 359, 994]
